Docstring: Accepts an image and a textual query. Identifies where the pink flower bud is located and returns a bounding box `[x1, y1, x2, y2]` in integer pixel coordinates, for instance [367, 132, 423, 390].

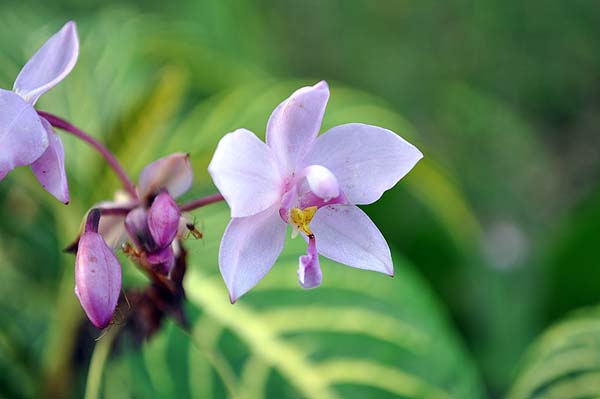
[124, 207, 156, 252]
[75, 230, 122, 329]
[146, 245, 175, 275]
[148, 192, 180, 249]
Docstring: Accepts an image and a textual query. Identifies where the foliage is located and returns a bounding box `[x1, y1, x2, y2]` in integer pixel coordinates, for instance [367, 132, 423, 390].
[0, 0, 599, 397]
[509, 306, 600, 399]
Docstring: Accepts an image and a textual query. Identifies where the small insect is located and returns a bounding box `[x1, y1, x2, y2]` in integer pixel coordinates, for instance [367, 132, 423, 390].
[122, 242, 143, 262]
[185, 220, 204, 240]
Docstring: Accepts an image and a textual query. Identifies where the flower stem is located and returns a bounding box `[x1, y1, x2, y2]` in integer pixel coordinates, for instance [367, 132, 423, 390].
[85, 325, 119, 399]
[99, 206, 137, 216]
[38, 111, 138, 199]
[179, 193, 225, 212]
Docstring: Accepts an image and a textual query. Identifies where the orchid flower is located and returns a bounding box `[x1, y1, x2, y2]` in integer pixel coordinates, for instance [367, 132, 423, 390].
[0, 21, 79, 203]
[74, 153, 194, 328]
[209, 81, 423, 302]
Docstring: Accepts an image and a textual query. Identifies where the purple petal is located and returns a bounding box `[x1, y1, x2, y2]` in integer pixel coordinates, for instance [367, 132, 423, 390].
[219, 206, 286, 303]
[310, 204, 393, 275]
[138, 153, 193, 200]
[148, 192, 180, 248]
[75, 232, 122, 329]
[124, 207, 156, 252]
[0, 89, 48, 178]
[266, 81, 329, 175]
[147, 245, 175, 275]
[298, 237, 322, 289]
[208, 129, 283, 218]
[30, 118, 69, 203]
[305, 123, 423, 205]
[13, 21, 79, 105]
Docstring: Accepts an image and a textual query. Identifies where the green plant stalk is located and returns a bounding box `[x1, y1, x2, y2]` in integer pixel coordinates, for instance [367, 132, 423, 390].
[85, 326, 119, 399]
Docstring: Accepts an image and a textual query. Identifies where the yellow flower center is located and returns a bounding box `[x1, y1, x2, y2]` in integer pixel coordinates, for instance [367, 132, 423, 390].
[290, 206, 318, 238]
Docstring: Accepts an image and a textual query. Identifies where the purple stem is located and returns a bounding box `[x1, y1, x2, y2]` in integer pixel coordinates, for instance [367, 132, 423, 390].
[38, 111, 138, 199]
[179, 193, 225, 212]
[99, 206, 136, 216]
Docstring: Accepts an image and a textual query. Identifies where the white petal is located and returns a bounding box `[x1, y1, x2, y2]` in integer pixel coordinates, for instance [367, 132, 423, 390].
[209, 129, 283, 218]
[305, 123, 423, 205]
[266, 81, 329, 175]
[13, 21, 79, 105]
[304, 164, 340, 201]
[219, 206, 287, 302]
[310, 204, 393, 275]
[137, 153, 193, 200]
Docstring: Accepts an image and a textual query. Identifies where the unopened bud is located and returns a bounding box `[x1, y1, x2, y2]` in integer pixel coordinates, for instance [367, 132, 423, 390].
[75, 227, 122, 329]
[148, 192, 180, 248]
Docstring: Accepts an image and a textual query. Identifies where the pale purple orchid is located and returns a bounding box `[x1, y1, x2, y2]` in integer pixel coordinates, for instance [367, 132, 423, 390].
[209, 81, 423, 302]
[74, 153, 193, 328]
[0, 21, 79, 203]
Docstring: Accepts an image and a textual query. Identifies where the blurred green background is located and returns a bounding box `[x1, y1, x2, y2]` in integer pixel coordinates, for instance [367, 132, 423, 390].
[1, 1, 600, 398]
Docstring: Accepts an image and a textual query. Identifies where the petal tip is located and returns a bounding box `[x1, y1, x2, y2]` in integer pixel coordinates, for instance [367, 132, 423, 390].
[59, 188, 70, 205]
[64, 20, 77, 30]
[92, 317, 112, 330]
[62, 21, 79, 46]
[314, 80, 329, 90]
[385, 263, 394, 277]
[59, 21, 78, 41]
[414, 147, 424, 162]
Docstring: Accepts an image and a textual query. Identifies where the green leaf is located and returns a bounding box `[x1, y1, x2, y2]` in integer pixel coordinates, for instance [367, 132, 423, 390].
[94, 259, 484, 398]
[85, 200, 484, 398]
[509, 306, 600, 399]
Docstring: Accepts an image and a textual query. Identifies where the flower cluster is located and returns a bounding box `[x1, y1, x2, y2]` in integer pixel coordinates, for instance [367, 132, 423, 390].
[2, 22, 422, 330]
[76, 153, 194, 328]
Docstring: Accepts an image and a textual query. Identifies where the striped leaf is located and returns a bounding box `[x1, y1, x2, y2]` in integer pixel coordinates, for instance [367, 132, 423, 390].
[509, 307, 600, 399]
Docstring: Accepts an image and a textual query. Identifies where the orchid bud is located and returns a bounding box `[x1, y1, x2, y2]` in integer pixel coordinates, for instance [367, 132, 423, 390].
[148, 191, 180, 248]
[75, 209, 122, 329]
[146, 245, 175, 275]
[124, 207, 156, 252]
